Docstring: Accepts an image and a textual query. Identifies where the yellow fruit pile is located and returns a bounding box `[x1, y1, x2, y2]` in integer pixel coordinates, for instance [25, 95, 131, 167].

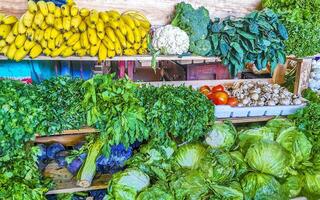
[0, 0, 150, 61]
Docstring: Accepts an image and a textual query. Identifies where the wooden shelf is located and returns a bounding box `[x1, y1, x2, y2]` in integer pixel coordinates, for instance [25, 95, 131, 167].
[217, 116, 275, 123]
[44, 162, 110, 195]
[0, 55, 220, 62]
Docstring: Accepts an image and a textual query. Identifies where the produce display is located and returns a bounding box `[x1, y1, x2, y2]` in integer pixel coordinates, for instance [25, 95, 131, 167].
[0, 0, 150, 61]
[309, 59, 320, 94]
[263, 0, 320, 57]
[199, 84, 239, 106]
[105, 119, 320, 199]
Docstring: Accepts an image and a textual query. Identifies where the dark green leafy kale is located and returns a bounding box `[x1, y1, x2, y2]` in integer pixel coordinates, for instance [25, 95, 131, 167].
[263, 0, 320, 57]
[210, 9, 288, 76]
[137, 85, 215, 142]
[171, 2, 212, 56]
[35, 76, 86, 135]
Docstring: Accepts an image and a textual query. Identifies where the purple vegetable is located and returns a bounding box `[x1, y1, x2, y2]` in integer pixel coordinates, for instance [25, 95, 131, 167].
[131, 141, 142, 150]
[74, 141, 86, 151]
[55, 156, 67, 167]
[89, 189, 106, 200]
[67, 153, 87, 175]
[37, 144, 47, 161]
[47, 143, 65, 159]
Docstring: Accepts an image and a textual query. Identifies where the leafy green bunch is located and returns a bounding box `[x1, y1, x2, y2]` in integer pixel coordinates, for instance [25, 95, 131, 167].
[137, 85, 215, 143]
[171, 2, 212, 56]
[35, 76, 86, 135]
[82, 74, 149, 156]
[263, 0, 320, 57]
[210, 9, 288, 76]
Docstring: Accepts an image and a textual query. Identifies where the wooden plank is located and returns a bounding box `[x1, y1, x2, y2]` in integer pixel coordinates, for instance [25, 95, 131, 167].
[0, 55, 220, 62]
[44, 162, 110, 195]
[294, 58, 312, 95]
[217, 116, 274, 124]
[75, 0, 261, 25]
[0, 0, 27, 17]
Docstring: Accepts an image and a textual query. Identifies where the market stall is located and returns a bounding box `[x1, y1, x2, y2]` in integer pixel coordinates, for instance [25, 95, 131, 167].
[0, 0, 319, 200]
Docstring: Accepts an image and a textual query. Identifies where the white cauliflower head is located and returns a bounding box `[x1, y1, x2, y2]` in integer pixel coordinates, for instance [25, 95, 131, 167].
[152, 25, 189, 55]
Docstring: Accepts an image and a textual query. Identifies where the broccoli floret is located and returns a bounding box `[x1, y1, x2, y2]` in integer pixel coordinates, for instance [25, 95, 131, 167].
[189, 39, 212, 56]
[171, 2, 211, 55]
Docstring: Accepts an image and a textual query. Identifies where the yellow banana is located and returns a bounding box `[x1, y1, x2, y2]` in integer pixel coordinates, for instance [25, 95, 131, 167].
[40, 38, 47, 48]
[43, 48, 51, 56]
[138, 48, 147, 55]
[37, 1, 48, 16]
[47, 2, 56, 14]
[115, 29, 126, 48]
[54, 17, 63, 31]
[18, 19, 27, 34]
[12, 22, 19, 36]
[63, 16, 71, 31]
[48, 38, 55, 50]
[0, 46, 8, 55]
[102, 37, 115, 50]
[67, 33, 80, 46]
[71, 15, 82, 29]
[122, 15, 135, 30]
[30, 43, 42, 58]
[105, 27, 116, 42]
[54, 7, 62, 18]
[88, 28, 98, 45]
[89, 40, 101, 56]
[123, 48, 137, 56]
[23, 11, 35, 27]
[140, 28, 148, 38]
[98, 43, 107, 61]
[76, 49, 87, 57]
[40, 21, 48, 30]
[45, 13, 55, 26]
[23, 39, 36, 51]
[66, 0, 75, 6]
[51, 44, 67, 57]
[55, 34, 64, 47]
[6, 43, 17, 59]
[34, 12, 44, 26]
[140, 20, 151, 30]
[99, 12, 109, 23]
[50, 28, 59, 39]
[107, 49, 116, 58]
[80, 8, 90, 17]
[109, 20, 119, 30]
[63, 31, 73, 41]
[62, 47, 74, 57]
[108, 10, 121, 20]
[28, 1, 38, 13]
[79, 21, 87, 32]
[5, 31, 15, 44]
[97, 31, 105, 40]
[0, 13, 5, 23]
[0, 24, 11, 39]
[133, 18, 141, 27]
[70, 5, 79, 17]
[114, 37, 122, 55]
[133, 28, 141, 43]
[97, 19, 104, 33]
[72, 40, 81, 51]
[35, 29, 44, 42]
[3, 16, 18, 25]
[118, 18, 127, 35]
[85, 17, 95, 29]
[142, 37, 147, 49]
[61, 5, 70, 17]
[89, 10, 99, 25]
[0, 40, 6, 48]
[15, 34, 27, 48]
[44, 27, 52, 40]
[126, 42, 132, 49]
[14, 47, 28, 61]
[80, 31, 89, 49]
[133, 43, 141, 50]
[125, 24, 134, 44]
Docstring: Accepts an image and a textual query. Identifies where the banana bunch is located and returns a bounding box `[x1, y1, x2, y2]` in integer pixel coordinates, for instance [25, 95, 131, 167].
[0, 0, 150, 61]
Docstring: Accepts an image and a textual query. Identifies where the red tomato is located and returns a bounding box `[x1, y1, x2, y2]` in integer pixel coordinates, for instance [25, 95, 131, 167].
[227, 97, 239, 107]
[201, 89, 210, 96]
[206, 92, 215, 100]
[211, 85, 225, 93]
[212, 91, 228, 105]
[200, 85, 210, 92]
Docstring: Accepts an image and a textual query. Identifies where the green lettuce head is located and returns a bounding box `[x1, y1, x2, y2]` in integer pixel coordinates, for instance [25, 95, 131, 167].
[205, 122, 236, 151]
[303, 170, 320, 196]
[137, 182, 174, 200]
[283, 175, 303, 198]
[239, 127, 274, 153]
[245, 141, 291, 178]
[266, 118, 295, 136]
[174, 143, 206, 169]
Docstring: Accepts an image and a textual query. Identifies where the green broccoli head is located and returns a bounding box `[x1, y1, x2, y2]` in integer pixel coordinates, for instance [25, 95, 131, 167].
[189, 39, 212, 56]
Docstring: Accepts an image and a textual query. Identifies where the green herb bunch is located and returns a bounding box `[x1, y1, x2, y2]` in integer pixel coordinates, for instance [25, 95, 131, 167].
[263, 0, 320, 57]
[210, 9, 288, 76]
[137, 85, 215, 142]
[35, 76, 86, 135]
[82, 74, 149, 156]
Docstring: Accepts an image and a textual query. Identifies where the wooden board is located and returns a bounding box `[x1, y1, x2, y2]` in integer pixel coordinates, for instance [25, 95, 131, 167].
[44, 162, 110, 195]
[294, 58, 313, 95]
[217, 116, 274, 123]
[1, 0, 261, 25]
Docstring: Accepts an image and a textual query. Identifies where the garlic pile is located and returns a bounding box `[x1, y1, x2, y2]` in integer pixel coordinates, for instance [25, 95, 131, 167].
[231, 81, 304, 107]
[309, 59, 320, 94]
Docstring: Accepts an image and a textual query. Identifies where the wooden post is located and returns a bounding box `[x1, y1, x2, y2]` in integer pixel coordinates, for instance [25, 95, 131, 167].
[127, 61, 135, 79]
[118, 61, 126, 78]
[294, 58, 312, 95]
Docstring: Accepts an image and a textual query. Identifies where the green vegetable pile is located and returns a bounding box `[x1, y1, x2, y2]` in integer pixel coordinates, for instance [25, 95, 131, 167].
[106, 119, 320, 199]
[35, 76, 86, 135]
[262, 0, 320, 57]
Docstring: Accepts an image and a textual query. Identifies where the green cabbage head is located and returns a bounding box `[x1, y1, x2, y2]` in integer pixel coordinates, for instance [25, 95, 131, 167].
[205, 122, 236, 150]
[174, 143, 206, 169]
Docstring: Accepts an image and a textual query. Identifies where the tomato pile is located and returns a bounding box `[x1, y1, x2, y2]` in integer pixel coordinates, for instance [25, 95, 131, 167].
[199, 84, 238, 106]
